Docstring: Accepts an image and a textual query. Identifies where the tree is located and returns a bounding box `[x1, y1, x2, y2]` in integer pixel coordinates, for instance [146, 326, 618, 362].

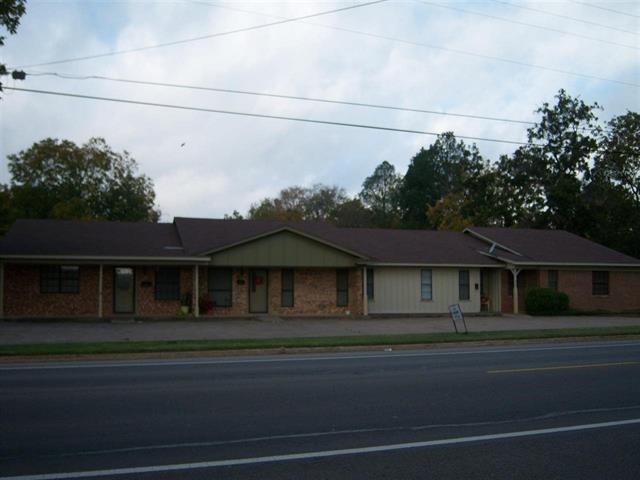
[582, 111, 640, 257]
[333, 198, 374, 228]
[359, 161, 401, 227]
[7, 137, 160, 223]
[0, 0, 27, 94]
[248, 184, 347, 222]
[304, 184, 348, 221]
[426, 163, 505, 230]
[248, 186, 307, 221]
[223, 210, 244, 220]
[593, 111, 640, 204]
[497, 89, 601, 232]
[398, 132, 484, 228]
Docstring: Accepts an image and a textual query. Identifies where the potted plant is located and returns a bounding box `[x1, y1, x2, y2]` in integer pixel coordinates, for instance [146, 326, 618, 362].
[180, 292, 192, 315]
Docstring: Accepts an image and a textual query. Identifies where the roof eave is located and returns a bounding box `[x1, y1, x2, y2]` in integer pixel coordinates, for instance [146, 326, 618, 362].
[0, 254, 209, 264]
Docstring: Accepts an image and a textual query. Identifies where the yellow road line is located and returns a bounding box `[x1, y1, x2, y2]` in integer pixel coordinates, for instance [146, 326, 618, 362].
[488, 361, 639, 374]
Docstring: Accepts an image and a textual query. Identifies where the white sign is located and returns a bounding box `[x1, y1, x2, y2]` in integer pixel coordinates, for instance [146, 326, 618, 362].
[449, 304, 463, 322]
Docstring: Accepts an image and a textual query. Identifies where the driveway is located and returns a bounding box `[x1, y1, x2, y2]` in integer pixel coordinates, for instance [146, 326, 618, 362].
[1, 315, 640, 345]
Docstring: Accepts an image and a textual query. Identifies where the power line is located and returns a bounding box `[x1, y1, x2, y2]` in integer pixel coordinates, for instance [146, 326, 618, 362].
[493, 0, 638, 36]
[572, 1, 640, 19]
[15, 0, 389, 68]
[14, 1, 638, 88]
[27, 71, 537, 126]
[3, 86, 531, 146]
[416, 0, 638, 50]
[182, 2, 640, 88]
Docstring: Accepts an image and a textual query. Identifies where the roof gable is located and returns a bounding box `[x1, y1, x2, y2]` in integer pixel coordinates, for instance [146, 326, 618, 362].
[208, 229, 362, 267]
[465, 227, 640, 266]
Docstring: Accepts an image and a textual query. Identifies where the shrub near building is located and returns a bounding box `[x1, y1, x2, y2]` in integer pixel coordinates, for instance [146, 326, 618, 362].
[525, 288, 570, 315]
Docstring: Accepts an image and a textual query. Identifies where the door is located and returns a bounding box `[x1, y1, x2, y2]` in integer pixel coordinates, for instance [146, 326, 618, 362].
[114, 267, 135, 314]
[249, 269, 268, 313]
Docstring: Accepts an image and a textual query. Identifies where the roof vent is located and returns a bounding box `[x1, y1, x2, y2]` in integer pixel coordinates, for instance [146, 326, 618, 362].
[163, 246, 184, 250]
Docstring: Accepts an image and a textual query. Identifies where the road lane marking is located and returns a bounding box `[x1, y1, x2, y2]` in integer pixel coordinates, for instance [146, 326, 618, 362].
[2, 341, 640, 370]
[488, 361, 639, 374]
[2, 418, 640, 480]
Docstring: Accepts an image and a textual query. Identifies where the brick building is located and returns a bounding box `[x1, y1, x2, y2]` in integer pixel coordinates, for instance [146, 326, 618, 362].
[0, 218, 638, 318]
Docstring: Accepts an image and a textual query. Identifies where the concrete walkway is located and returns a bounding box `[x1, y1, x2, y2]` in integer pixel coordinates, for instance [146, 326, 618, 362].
[1, 315, 640, 345]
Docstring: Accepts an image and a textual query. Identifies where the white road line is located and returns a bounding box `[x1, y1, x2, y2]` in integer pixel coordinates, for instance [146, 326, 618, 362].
[1, 340, 640, 370]
[2, 418, 640, 480]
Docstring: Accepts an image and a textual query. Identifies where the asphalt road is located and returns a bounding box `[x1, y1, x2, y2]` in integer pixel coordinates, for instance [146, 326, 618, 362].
[1, 340, 639, 479]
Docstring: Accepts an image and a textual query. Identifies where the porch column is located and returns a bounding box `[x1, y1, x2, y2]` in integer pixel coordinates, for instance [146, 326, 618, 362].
[193, 265, 200, 318]
[0, 262, 4, 318]
[362, 266, 368, 316]
[98, 264, 103, 318]
[509, 266, 521, 314]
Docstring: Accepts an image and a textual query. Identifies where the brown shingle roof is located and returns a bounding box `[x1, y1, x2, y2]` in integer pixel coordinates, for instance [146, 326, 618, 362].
[0, 219, 190, 258]
[1, 219, 637, 267]
[466, 227, 640, 265]
[173, 218, 500, 265]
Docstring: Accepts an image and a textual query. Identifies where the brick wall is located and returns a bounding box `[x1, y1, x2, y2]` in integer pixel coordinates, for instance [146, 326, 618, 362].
[135, 266, 194, 316]
[558, 270, 640, 311]
[500, 268, 640, 313]
[4, 264, 100, 317]
[267, 268, 363, 316]
[3, 264, 199, 318]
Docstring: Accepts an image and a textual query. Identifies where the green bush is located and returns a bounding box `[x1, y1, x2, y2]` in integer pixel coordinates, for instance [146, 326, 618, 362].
[525, 288, 569, 315]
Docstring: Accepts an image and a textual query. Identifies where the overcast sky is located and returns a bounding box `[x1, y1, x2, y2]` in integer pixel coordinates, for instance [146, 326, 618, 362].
[1, 0, 638, 221]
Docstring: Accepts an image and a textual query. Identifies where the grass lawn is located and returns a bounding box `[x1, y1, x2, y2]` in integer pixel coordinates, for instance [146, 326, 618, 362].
[1, 326, 640, 357]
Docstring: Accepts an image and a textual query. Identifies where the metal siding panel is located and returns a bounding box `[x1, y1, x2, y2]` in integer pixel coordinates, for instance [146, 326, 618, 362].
[209, 231, 356, 267]
[368, 267, 481, 314]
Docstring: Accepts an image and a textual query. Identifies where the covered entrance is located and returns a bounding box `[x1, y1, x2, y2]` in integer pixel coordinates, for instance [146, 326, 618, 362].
[249, 269, 268, 313]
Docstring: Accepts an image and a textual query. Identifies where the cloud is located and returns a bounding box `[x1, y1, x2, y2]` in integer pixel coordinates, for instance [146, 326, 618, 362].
[2, 0, 638, 220]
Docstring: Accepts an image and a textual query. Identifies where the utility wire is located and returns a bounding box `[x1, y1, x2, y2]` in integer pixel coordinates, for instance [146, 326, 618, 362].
[493, 0, 638, 36]
[572, 1, 640, 19]
[27, 71, 537, 125]
[15, 0, 389, 68]
[183, 2, 640, 88]
[416, 0, 638, 50]
[15, 1, 638, 88]
[3, 86, 531, 146]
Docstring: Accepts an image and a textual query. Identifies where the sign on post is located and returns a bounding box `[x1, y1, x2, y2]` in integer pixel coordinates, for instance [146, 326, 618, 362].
[448, 304, 468, 334]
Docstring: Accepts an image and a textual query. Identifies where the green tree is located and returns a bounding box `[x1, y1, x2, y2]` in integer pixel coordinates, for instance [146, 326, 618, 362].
[398, 132, 484, 228]
[497, 89, 601, 231]
[583, 111, 640, 257]
[8, 137, 160, 222]
[0, 0, 27, 94]
[248, 186, 307, 221]
[333, 198, 374, 228]
[359, 161, 401, 227]
[304, 184, 348, 221]
[248, 184, 347, 222]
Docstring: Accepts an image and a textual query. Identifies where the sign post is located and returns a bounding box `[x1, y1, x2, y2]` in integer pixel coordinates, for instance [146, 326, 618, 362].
[448, 304, 468, 334]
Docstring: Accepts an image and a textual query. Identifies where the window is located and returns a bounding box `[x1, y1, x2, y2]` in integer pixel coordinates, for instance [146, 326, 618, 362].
[336, 269, 349, 306]
[421, 269, 432, 300]
[592, 271, 609, 295]
[281, 269, 294, 307]
[366, 268, 374, 300]
[40, 266, 79, 293]
[459, 270, 470, 301]
[548, 270, 558, 290]
[155, 268, 180, 300]
[209, 268, 232, 307]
